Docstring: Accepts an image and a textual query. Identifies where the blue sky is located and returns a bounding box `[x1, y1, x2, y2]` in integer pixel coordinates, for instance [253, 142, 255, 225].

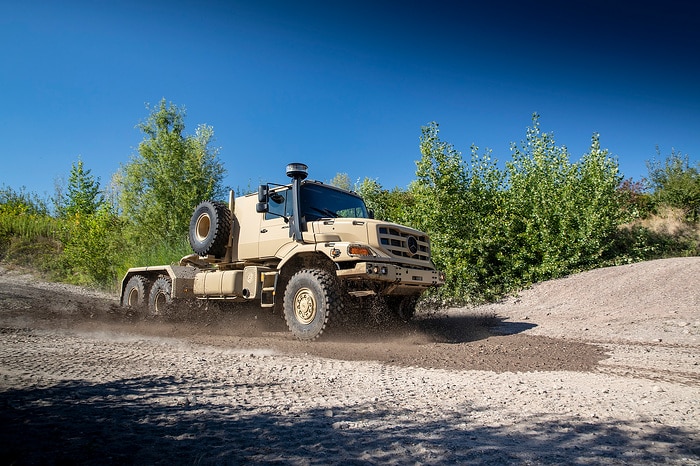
[2, 0, 698, 200]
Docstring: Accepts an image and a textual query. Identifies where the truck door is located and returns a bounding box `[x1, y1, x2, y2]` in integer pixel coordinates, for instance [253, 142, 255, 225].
[258, 187, 294, 258]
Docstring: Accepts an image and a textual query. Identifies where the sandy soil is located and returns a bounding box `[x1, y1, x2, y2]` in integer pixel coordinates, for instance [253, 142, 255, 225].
[0, 257, 698, 465]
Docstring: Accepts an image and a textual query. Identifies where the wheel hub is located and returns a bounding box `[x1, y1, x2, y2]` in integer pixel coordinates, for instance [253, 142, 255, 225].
[127, 288, 139, 306]
[195, 213, 211, 242]
[294, 288, 317, 324]
[154, 292, 166, 314]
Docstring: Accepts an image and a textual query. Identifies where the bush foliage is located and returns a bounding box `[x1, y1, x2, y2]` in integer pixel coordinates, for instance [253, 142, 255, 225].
[398, 118, 626, 301]
[361, 117, 697, 303]
[646, 149, 700, 221]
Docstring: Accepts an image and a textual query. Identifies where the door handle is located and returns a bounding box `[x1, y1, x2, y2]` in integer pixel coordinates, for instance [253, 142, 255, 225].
[260, 229, 268, 233]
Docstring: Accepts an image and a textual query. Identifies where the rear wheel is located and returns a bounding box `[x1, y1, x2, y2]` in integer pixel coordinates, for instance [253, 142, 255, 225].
[148, 276, 173, 316]
[122, 275, 150, 309]
[283, 269, 341, 340]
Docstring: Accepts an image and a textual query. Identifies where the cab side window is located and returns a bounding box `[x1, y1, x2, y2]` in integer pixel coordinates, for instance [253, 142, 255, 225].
[265, 188, 291, 220]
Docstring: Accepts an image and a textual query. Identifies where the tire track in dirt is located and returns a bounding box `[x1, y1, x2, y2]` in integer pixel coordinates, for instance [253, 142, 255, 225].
[1, 325, 698, 464]
[1, 261, 699, 464]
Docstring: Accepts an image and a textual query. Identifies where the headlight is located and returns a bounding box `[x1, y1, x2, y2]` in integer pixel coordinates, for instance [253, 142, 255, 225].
[365, 263, 389, 275]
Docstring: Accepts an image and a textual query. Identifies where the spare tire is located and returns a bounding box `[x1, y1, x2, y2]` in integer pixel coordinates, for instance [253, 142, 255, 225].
[189, 200, 232, 257]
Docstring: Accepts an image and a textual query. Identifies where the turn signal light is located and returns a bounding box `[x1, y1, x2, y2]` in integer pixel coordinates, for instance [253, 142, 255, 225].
[347, 245, 373, 257]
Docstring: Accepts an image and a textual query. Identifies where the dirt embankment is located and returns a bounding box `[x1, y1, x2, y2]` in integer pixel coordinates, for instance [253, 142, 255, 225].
[0, 258, 698, 464]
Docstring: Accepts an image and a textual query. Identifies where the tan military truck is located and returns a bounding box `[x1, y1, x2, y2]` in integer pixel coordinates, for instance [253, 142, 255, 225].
[120, 163, 444, 340]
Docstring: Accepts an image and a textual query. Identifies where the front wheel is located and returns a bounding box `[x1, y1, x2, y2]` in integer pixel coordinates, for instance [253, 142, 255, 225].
[283, 269, 342, 340]
[388, 295, 418, 322]
[148, 276, 173, 317]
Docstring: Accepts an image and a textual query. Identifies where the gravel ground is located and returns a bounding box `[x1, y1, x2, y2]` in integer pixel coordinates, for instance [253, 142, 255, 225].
[0, 257, 698, 465]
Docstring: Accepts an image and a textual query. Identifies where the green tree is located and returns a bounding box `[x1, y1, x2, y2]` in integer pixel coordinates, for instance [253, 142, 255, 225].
[117, 99, 226, 244]
[572, 133, 626, 262]
[410, 122, 505, 300]
[329, 173, 351, 191]
[56, 159, 104, 217]
[646, 148, 700, 221]
[504, 119, 623, 282]
[355, 178, 414, 223]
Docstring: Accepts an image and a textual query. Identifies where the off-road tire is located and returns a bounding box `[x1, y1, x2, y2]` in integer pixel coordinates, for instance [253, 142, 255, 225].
[189, 201, 232, 257]
[148, 276, 173, 317]
[388, 295, 418, 322]
[121, 275, 150, 309]
[283, 269, 342, 340]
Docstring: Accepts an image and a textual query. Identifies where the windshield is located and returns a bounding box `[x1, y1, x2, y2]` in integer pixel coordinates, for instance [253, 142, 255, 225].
[300, 183, 369, 220]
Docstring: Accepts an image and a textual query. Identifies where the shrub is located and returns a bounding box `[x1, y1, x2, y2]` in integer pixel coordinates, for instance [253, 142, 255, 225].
[646, 149, 700, 221]
[405, 117, 624, 303]
[57, 206, 127, 286]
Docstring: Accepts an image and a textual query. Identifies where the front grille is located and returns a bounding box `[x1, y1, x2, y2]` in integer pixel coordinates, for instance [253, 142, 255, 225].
[378, 226, 431, 262]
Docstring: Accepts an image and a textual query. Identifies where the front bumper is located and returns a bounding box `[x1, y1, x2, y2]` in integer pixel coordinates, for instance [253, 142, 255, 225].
[336, 261, 445, 288]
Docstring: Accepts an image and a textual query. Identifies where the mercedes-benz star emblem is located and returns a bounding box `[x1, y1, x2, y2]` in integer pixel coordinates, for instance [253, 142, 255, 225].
[407, 236, 419, 255]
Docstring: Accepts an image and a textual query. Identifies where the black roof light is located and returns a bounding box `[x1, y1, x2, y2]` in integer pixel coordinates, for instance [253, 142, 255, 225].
[286, 162, 308, 180]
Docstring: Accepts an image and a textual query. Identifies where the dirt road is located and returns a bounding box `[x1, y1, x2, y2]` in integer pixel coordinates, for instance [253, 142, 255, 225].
[0, 258, 698, 464]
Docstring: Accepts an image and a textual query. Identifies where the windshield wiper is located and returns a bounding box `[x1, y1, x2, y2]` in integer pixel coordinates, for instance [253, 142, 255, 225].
[308, 207, 339, 218]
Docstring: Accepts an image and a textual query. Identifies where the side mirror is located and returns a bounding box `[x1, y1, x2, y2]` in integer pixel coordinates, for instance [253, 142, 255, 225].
[256, 202, 269, 213]
[257, 184, 269, 203]
[368, 209, 375, 219]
